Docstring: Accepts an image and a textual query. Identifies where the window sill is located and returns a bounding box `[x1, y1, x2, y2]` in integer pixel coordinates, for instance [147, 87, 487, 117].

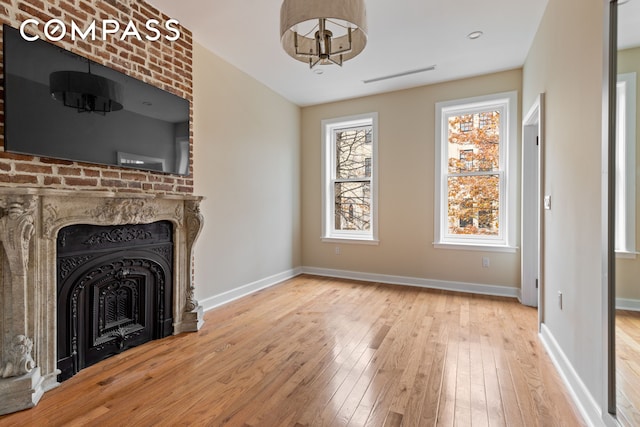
[616, 250, 638, 259]
[433, 242, 518, 253]
[322, 237, 379, 246]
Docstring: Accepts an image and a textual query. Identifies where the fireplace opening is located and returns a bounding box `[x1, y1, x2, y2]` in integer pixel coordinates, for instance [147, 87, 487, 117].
[56, 221, 174, 382]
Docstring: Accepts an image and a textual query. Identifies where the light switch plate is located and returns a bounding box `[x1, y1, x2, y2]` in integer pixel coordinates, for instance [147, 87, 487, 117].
[544, 195, 551, 210]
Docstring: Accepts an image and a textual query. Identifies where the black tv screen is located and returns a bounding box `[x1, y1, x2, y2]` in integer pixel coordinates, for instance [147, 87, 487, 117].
[3, 24, 190, 175]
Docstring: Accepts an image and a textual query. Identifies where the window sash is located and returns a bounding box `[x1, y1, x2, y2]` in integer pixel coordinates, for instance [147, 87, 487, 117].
[332, 180, 371, 233]
[444, 172, 504, 242]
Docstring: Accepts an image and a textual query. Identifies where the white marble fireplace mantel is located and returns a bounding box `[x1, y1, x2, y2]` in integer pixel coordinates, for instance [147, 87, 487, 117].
[0, 188, 205, 415]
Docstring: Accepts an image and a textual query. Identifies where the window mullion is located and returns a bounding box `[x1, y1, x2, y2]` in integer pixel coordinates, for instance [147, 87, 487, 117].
[447, 171, 500, 178]
[334, 178, 372, 184]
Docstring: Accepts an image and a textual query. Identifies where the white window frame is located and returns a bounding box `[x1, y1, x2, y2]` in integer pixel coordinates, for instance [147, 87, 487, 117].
[434, 91, 518, 252]
[615, 72, 637, 258]
[321, 112, 379, 244]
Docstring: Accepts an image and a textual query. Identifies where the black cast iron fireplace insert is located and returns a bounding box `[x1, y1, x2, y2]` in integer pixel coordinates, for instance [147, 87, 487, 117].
[56, 221, 174, 381]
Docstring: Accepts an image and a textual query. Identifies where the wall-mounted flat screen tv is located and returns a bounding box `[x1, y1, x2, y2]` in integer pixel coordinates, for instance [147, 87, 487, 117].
[3, 24, 190, 175]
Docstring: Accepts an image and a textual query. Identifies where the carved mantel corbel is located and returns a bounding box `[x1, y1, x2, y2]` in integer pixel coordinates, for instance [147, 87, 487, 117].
[0, 196, 36, 277]
[184, 199, 204, 312]
[1, 335, 36, 379]
[0, 196, 37, 379]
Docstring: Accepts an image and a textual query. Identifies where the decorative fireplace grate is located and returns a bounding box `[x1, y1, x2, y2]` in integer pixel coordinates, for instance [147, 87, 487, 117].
[56, 221, 174, 381]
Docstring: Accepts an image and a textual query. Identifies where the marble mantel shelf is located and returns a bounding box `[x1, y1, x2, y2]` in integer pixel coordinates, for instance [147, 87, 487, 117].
[0, 188, 205, 415]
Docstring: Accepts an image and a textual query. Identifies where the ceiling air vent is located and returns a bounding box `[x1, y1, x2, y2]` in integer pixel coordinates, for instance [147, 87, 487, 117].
[363, 65, 436, 84]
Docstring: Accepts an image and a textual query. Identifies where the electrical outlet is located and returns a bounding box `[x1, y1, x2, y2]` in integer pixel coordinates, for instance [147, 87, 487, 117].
[335, 246, 341, 255]
[482, 257, 490, 268]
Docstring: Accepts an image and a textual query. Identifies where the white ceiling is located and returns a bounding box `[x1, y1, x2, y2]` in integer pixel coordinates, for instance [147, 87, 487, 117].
[147, 0, 551, 107]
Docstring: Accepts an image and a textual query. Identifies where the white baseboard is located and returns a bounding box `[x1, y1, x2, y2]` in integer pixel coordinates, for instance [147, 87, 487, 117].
[539, 324, 603, 427]
[301, 266, 519, 298]
[199, 267, 302, 312]
[199, 266, 519, 313]
[616, 297, 640, 311]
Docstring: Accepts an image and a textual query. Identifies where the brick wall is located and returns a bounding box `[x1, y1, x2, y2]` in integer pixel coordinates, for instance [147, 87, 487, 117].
[0, 0, 194, 194]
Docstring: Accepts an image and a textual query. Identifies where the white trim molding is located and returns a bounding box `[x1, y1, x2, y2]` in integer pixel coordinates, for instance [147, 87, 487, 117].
[433, 242, 518, 253]
[301, 266, 519, 298]
[539, 324, 603, 427]
[199, 266, 520, 314]
[521, 93, 544, 310]
[616, 298, 640, 311]
[321, 112, 379, 243]
[434, 91, 518, 251]
[200, 268, 303, 312]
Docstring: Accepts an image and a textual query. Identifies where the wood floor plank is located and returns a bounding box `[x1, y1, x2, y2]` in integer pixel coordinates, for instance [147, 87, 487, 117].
[419, 340, 448, 426]
[0, 275, 584, 427]
[399, 315, 439, 427]
[469, 341, 489, 427]
[616, 310, 640, 427]
[434, 302, 459, 426]
[382, 411, 403, 427]
[481, 341, 507, 427]
[388, 292, 434, 418]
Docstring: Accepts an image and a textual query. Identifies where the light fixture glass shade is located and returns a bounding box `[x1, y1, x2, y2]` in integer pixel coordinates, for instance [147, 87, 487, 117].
[280, 0, 367, 68]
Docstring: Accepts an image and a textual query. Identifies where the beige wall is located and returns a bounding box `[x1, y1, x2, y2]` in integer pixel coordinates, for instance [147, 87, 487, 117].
[192, 43, 301, 302]
[301, 70, 522, 289]
[616, 46, 640, 302]
[523, 0, 605, 410]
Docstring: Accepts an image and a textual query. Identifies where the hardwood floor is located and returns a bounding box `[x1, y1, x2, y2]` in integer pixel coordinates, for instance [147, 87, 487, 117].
[616, 310, 640, 427]
[0, 275, 584, 426]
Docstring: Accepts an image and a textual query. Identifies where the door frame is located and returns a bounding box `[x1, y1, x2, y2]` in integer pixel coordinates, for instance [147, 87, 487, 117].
[521, 94, 545, 326]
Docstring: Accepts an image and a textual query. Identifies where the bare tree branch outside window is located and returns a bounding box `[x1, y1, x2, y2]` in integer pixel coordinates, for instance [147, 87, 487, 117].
[333, 126, 372, 231]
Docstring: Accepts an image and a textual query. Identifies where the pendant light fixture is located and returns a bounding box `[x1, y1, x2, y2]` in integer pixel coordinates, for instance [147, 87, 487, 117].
[280, 0, 368, 69]
[50, 60, 123, 114]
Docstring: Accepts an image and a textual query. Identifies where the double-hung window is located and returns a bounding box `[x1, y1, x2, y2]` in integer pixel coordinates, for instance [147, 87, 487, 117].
[322, 113, 378, 243]
[434, 92, 517, 251]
